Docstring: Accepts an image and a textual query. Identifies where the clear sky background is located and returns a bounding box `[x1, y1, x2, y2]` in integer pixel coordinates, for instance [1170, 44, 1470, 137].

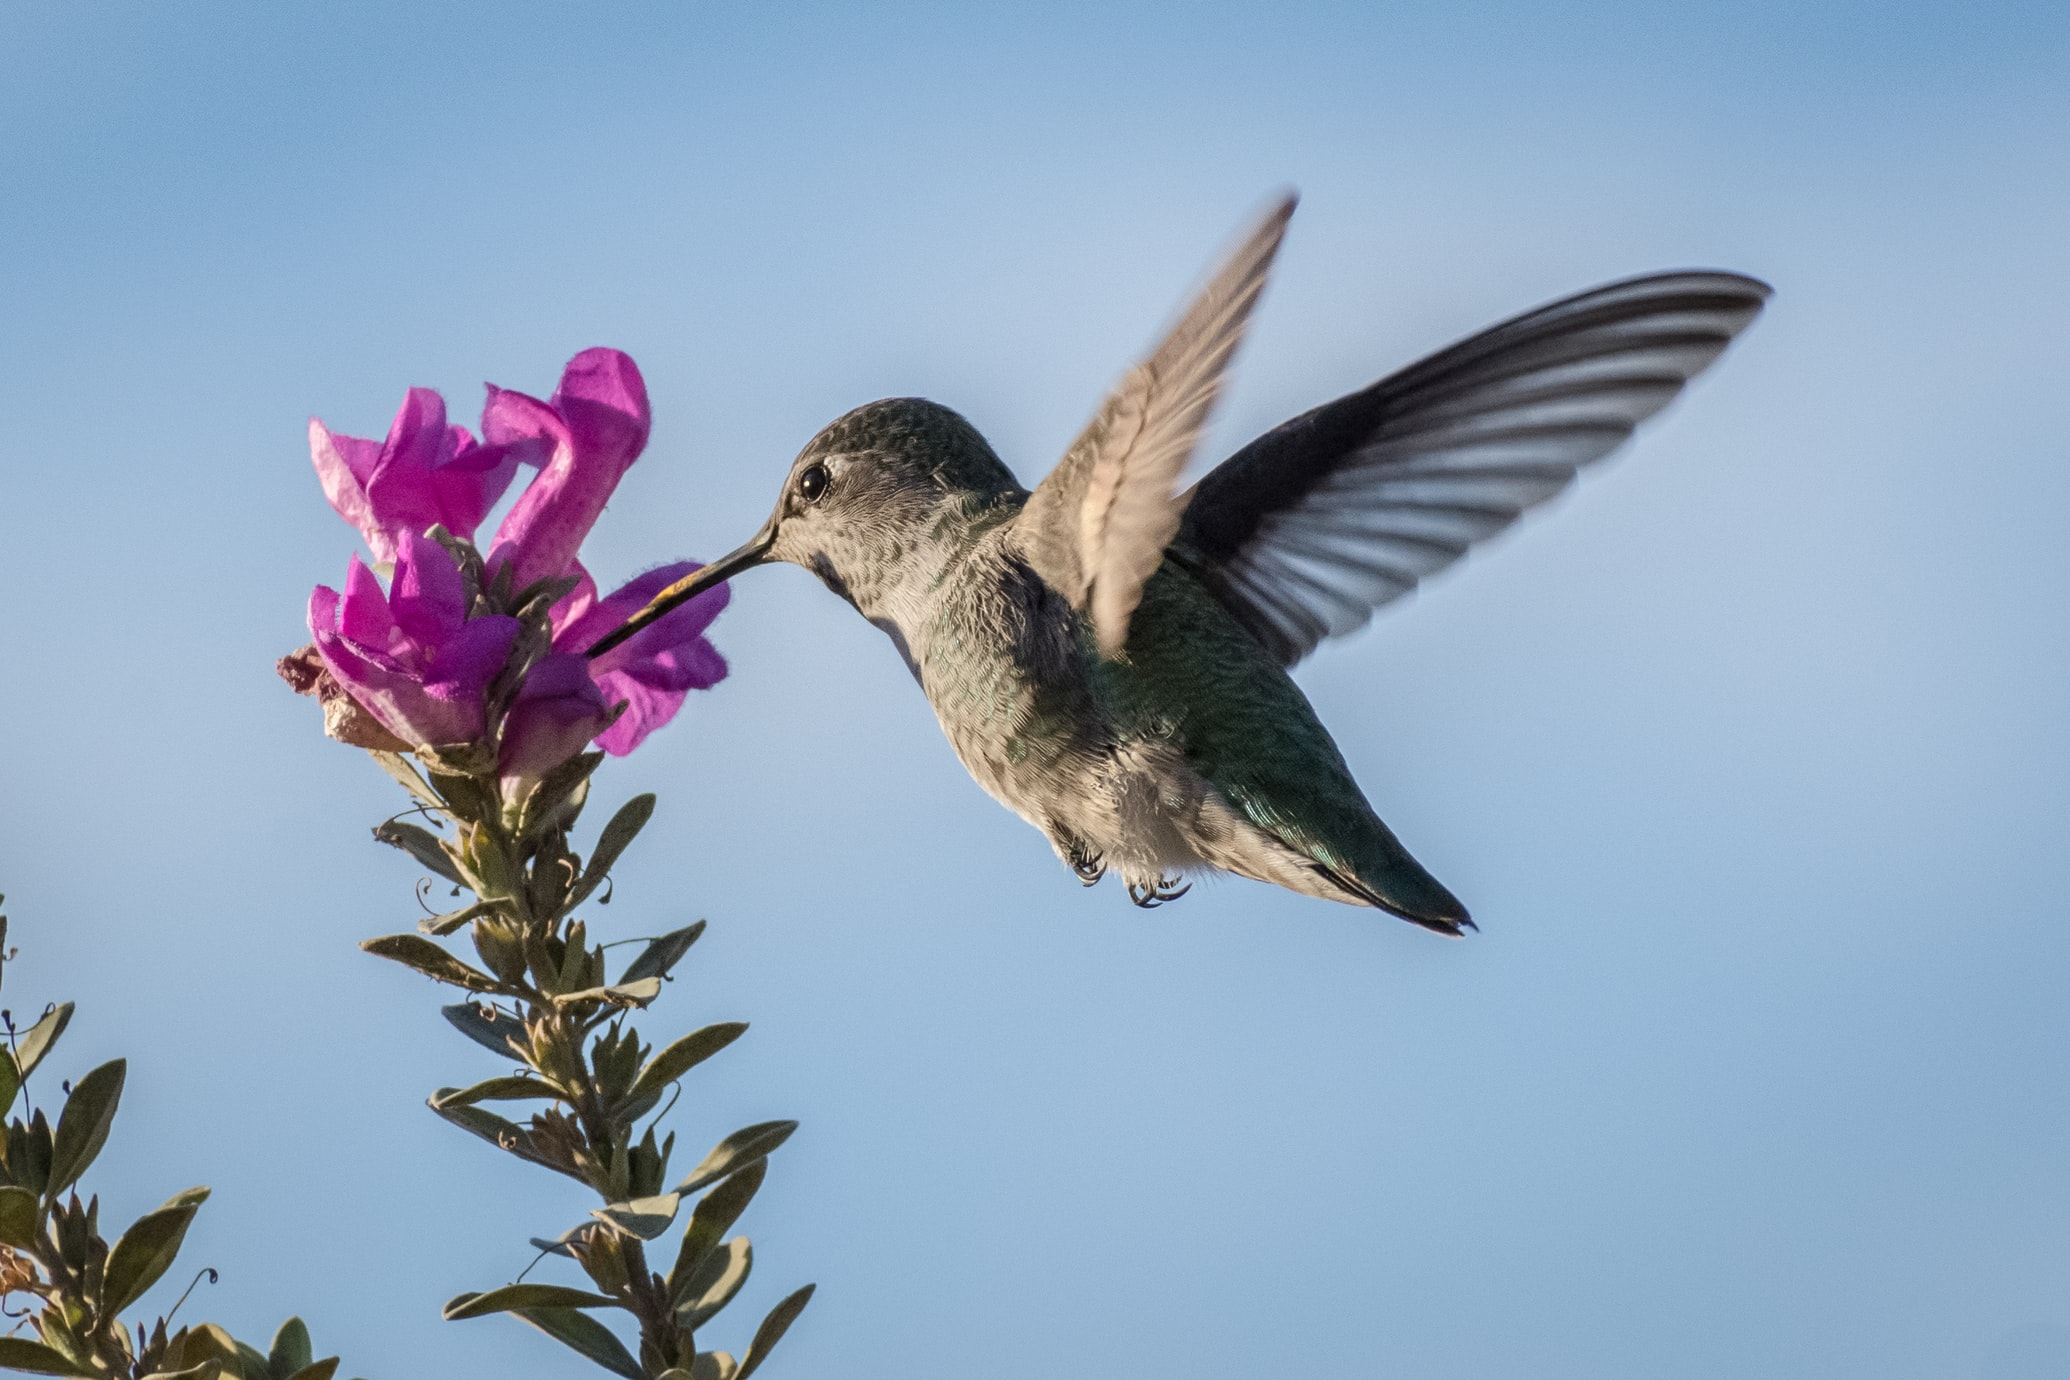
[2, 2, 2066, 1377]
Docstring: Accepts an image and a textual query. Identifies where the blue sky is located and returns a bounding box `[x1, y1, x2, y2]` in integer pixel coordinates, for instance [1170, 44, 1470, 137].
[2, 2, 2066, 1377]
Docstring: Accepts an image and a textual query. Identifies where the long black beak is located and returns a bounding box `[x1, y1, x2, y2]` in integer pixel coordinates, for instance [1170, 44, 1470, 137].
[584, 523, 775, 659]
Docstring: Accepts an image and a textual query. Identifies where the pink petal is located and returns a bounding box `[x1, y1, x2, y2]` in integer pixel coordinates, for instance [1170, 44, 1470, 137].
[388, 529, 467, 645]
[337, 555, 399, 649]
[484, 349, 652, 591]
[497, 652, 613, 780]
[309, 419, 382, 555]
[432, 426, 522, 539]
[557, 561, 731, 668]
[360, 387, 453, 555]
[425, 613, 519, 691]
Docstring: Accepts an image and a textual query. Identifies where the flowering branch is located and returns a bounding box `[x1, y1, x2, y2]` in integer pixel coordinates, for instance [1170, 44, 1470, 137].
[280, 350, 809, 1380]
[0, 896, 355, 1380]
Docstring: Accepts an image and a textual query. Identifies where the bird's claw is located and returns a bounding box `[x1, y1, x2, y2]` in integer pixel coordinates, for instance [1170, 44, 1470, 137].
[1127, 875, 1191, 908]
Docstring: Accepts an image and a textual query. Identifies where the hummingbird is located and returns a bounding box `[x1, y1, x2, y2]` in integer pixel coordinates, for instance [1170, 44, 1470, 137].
[589, 195, 1768, 934]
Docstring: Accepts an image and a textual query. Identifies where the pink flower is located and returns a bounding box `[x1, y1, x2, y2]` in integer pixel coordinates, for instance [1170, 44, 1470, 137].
[483, 349, 652, 592]
[307, 530, 519, 749]
[552, 561, 729, 756]
[299, 346, 727, 775]
[497, 653, 616, 783]
[310, 388, 526, 563]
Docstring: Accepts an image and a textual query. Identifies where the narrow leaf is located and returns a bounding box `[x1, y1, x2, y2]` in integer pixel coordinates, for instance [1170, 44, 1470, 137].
[266, 1318, 312, 1379]
[429, 1101, 584, 1182]
[669, 1161, 766, 1303]
[554, 977, 662, 1011]
[419, 901, 495, 938]
[674, 1121, 797, 1197]
[0, 1336, 94, 1376]
[443, 1284, 622, 1319]
[441, 1002, 527, 1058]
[368, 751, 442, 810]
[573, 794, 655, 904]
[47, 1058, 124, 1196]
[0, 1185, 39, 1248]
[675, 1237, 751, 1330]
[619, 922, 706, 986]
[430, 1076, 561, 1109]
[281, 1362, 339, 1380]
[101, 1187, 210, 1316]
[528, 1222, 588, 1257]
[361, 935, 500, 992]
[591, 1192, 679, 1241]
[14, 1002, 74, 1079]
[735, 1285, 815, 1380]
[517, 752, 603, 839]
[511, 1308, 642, 1380]
[371, 821, 466, 885]
[627, 1024, 746, 1107]
[0, 1048, 19, 1113]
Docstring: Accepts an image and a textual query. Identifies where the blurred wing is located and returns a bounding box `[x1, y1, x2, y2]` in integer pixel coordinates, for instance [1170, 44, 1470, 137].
[1020, 194, 1296, 658]
[1177, 270, 1772, 666]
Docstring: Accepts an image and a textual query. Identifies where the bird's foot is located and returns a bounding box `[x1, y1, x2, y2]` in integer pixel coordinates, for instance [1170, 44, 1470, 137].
[1126, 874, 1192, 908]
[1053, 827, 1106, 886]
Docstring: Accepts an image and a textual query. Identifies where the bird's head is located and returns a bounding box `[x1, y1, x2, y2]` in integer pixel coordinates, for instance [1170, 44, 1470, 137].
[584, 397, 1021, 658]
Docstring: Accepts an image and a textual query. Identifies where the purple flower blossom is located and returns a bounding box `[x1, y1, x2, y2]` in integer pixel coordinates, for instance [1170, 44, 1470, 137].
[497, 653, 615, 783]
[483, 349, 652, 593]
[299, 346, 727, 776]
[552, 562, 730, 756]
[310, 388, 525, 563]
[307, 530, 519, 749]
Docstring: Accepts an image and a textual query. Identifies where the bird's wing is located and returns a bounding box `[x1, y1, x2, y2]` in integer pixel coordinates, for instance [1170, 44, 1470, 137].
[1174, 271, 1772, 666]
[1019, 194, 1296, 658]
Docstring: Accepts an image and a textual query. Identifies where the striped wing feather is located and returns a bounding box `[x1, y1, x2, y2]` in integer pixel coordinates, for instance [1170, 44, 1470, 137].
[1178, 270, 1772, 665]
[1021, 194, 1296, 658]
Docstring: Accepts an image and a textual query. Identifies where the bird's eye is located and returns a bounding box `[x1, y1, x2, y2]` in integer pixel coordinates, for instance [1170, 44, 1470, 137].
[797, 463, 830, 504]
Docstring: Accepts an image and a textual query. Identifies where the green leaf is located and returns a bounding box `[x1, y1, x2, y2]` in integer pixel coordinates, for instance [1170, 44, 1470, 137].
[13, 1002, 74, 1079]
[441, 1002, 528, 1058]
[0, 1047, 19, 1115]
[675, 1237, 751, 1330]
[264, 1318, 312, 1380]
[734, 1285, 814, 1380]
[234, 1339, 271, 1380]
[688, 1355, 737, 1380]
[101, 1186, 210, 1316]
[419, 901, 495, 938]
[368, 751, 443, 811]
[571, 794, 655, 905]
[47, 1058, 124, 1197]
[619, 922, 706, 986]
[591, 1192, 679, 1241]
[674, 1121, 797, 1196]
[360, 935, 500, 992]
[626, 1024, 746, 1108]
[528, 1222, 588, 1257]
[510, 1308, 643, 1379]
[554, 977, 662, 1011]
[371, 821, 467, 886]
[443, 1284, 622, 1320]
[0, 1336, 96, 1376]
[669, 1161, 765, 1303]
[0, 1184, 40, 1248]
[517, 752, 603, 840]
[281, 1362, 339, 1380]
[428, 1102, 582, 1182]
[430, 1076, 561, 1109]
